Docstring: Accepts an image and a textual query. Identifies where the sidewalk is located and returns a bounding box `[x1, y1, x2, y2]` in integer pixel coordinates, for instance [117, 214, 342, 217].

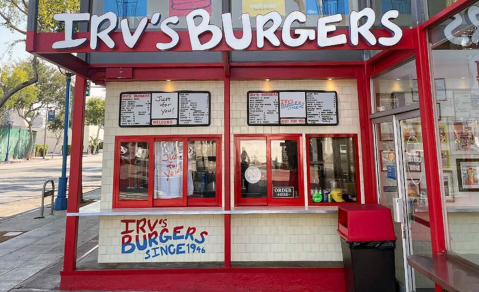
[0, 190, 101, 292]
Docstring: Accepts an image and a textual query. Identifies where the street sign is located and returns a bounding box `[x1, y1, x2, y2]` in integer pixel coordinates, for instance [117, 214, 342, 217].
[48, 110, 56, 122]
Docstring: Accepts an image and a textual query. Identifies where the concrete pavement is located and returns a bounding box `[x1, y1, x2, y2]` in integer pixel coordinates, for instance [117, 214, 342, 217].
[0, 189, 101, 292]
[0, 154, 102, 218]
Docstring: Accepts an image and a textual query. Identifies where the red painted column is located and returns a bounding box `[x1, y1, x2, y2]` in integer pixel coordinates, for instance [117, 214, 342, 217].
[356, 67, 378, 203]
[224, 76, 232, 268]
[413, 28, 446, 256]
[62, 76, 87, 272]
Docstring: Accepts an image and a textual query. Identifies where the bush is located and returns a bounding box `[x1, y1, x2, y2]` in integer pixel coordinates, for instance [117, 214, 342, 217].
[35, 144, 49, 157]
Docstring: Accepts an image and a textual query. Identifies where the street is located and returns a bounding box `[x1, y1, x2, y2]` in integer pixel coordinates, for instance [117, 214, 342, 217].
[0, 154, 103, 218]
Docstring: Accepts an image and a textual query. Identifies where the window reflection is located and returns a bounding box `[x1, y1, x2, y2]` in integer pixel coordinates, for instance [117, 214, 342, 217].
[119, 142, 149, 200]
[154, 141, 184, 200]
[271, 140, 299, 198]
[188, 141, 217, 198]
[240, 140, 267, 198]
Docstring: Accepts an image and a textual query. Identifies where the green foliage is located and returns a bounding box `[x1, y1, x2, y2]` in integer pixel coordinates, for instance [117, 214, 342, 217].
[85, 97, 105, 127]
[35, 144, 49, 156]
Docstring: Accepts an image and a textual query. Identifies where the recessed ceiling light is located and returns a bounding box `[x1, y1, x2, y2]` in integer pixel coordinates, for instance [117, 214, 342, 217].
[166, 79, 171, 82]
[265, 79, 270, 81]
[328, 78, 333, 81]
[462, 76, 466, 79]
[397, 79, 401, 81]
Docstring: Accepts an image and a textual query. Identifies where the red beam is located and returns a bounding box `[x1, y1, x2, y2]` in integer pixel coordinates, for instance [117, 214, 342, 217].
[419, 0, 478, 30]
[414, 27, 446, 255]
[63, 76, 87, 272]
[231, 66, 360, 79]
[60, 268, 346, 292]
[366, 50, 415, 78]
[224, 76, 231, 267]
[37, 53, 90, 78]
[29, 29, 414, 54]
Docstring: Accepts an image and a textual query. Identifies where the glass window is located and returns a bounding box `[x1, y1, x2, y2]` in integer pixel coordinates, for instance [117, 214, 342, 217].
[154, 140, 184, 200]
[308, 136, 358, 204]
[119, 142, 150, 201]
[426, 0, 461, 21]
[92, 0, 223, 30]
[371, 0, 413, 28]
[240, 140, 268, 199]
[372, 59, 418, 114]
[188, 141, 217, 199]
[115, 136, 221, 207]
[430, 2, 479, 266]
[231, 0, 360, 28]
[236, 135, 303, 206]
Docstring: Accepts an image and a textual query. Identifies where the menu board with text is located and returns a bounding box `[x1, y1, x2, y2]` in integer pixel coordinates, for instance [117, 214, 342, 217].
[119, 91, 211, 127]
[248, 91, 338, 126]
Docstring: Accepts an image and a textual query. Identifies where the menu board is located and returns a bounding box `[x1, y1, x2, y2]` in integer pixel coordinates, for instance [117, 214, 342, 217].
[119, 91, 210, 127]
[248, 92, 279, 125]
[247, 91, 338, 126]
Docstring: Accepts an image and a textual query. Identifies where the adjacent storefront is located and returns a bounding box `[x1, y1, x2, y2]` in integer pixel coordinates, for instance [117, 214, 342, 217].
[26, 0, 479, 291]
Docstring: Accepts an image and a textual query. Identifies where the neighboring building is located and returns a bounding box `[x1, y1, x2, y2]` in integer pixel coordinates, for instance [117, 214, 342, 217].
[26, 0, 479, 292]
[0, 111, 37, 160]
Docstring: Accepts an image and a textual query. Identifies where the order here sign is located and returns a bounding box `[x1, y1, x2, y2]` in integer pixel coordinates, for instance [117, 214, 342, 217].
[51, 8, 403, 52]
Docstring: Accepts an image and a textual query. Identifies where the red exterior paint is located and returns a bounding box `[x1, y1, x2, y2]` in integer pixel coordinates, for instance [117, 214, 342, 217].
[63, 77, 87, 272]
[234, 134, 304, 207]
[29, 29, 414, 54]
[305, 134, 361, 206]
[413, 28, 446, 255]
[366, 50, 415, 78]
[113, 135, 223, 208]
[419, 0, 477, 30]
[224, 76, 232, 268]
[60, 268, 346, 292]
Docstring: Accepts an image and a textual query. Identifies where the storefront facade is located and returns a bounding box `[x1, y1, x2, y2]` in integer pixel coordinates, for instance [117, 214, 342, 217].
[26, 0, 479, 291]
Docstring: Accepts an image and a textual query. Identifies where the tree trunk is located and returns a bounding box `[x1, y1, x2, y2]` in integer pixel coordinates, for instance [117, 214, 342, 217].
[52, 138, 60, 159]
[26, 123, 34, 160]
[94, 125, 101, 153]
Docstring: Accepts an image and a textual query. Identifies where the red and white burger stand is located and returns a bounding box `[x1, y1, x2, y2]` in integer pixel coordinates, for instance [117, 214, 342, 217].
[26, 0, 479, 291]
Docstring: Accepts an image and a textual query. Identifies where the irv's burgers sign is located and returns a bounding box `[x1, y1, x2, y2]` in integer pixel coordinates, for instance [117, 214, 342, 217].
[52, 8, 403, 51]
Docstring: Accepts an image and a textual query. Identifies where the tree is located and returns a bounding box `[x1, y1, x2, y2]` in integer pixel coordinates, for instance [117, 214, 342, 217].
[0, 0, 79, 108]
[3, 60, 67, 159]
[47, 110, 65, 158]
[85, 97, 105, 154]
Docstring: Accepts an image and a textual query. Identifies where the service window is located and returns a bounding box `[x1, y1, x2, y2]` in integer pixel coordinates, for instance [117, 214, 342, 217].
[114, 136, 221, 208]
[307, 135, 360, 205]
[235, 135, 304, 206]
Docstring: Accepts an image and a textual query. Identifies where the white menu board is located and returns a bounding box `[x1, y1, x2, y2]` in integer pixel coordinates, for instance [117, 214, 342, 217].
[120, 93, 151, 126]
[179, 92, 210, 125]
[119, 91, 210, 127]
[247, 91, 338, 126]
[306, 92, 338, 125]
[248, 92, 279, 125]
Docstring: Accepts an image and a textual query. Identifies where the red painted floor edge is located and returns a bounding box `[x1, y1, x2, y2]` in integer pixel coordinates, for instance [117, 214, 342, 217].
[60, 267, 346, 292]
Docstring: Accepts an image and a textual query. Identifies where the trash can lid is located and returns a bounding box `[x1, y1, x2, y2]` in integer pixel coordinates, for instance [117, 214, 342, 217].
[337, 204, 397, 242]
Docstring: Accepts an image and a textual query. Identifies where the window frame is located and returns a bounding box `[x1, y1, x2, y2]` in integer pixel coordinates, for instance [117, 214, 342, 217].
[234, 134, 305, 207]
[305, 134, 361, 206]
[113, 135, 222, 208]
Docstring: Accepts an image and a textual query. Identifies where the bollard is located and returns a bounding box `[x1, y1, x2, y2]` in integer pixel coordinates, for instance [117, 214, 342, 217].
[35, 180, 55, 219]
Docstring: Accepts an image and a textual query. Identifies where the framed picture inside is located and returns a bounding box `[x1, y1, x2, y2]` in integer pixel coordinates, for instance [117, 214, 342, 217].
[452, 121, 479, 154]
[456, 159, 479, 192]
[379, 122, 394, 141]
[407, 179, 421, 199]
[443, 170, 455, 202]
[439, 124, 448, 143]
[380, 150, 396, 172]
[402, 122, 422, 143]
[412, 78, 447, 102]
[441, 150, 450, 168]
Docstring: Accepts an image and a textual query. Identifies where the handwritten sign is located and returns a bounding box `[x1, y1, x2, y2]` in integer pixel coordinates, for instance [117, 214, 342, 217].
[121, 218, 209, 260]
[247, 91, 338, 126]
[119, 91, 211, 127]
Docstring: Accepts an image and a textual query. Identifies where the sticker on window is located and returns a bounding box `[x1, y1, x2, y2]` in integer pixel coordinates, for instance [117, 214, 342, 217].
[245, 166, 262, 184]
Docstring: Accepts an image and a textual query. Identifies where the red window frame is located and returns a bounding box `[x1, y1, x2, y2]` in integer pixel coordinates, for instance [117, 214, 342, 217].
[305, 134, 361, 206]
[234, 134, 305, 207]
[113, 135, 222, 208]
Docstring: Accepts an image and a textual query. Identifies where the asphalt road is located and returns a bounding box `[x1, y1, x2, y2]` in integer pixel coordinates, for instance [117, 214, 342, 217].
[0, 154, 103, 218]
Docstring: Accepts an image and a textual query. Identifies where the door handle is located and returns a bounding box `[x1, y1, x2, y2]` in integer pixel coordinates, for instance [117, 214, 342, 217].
[393, 197, 404, 223]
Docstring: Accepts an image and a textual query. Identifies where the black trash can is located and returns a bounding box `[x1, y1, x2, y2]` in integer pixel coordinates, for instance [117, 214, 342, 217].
[337, 204, 398, 292]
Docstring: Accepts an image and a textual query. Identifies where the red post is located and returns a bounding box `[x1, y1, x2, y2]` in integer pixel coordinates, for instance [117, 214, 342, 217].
[413, 28, 446, 256]
[62, 76, 87, 272]
[224, 75, 232, 268]
[356, 67, 378, 203]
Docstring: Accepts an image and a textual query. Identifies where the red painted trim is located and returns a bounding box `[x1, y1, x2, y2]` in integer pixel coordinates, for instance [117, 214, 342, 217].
[89, 63, 224, 68]
[36, 53, 90, 78]
[231, 66, 360, 80]
[419, 0, 478, 30]
[32, 29, 414, 54]
[224, 76, 232, 268]
[413, 28, 446, 255]
[26, 30, 36, 52]
[113, 135, 223, 208]
[60, 268, 346, 292]
[63, 77, 87, 272]
[356, 67, 378, 204]
[305, 134, 362, 205]
[231, 61, 365, 68]
[366, 50, 415, 78]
